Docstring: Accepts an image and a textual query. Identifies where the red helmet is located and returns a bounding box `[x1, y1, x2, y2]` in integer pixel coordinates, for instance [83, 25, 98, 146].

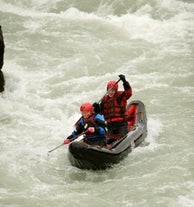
[80, 102, 93, 114]
[107, 80, 118, 91]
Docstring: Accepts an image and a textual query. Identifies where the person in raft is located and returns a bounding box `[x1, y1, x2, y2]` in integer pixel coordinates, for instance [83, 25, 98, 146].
[63, 102, 107, 147]
[93, 74, 132, 138]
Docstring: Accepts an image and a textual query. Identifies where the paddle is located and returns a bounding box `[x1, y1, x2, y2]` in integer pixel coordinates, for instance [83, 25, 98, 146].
[74, 78, 121, 127]
[47, 132, 84, 154]
[47, 143, 64, 154]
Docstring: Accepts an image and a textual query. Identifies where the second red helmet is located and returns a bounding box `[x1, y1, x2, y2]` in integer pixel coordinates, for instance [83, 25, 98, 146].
[80, 102, 93, 114]
[107, 80, 118, 91]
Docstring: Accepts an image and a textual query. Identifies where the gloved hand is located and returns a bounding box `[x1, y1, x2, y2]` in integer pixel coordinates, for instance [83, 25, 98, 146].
[87, 127, 95, 133]
[93, 102, 101, 114]
[63, 139, 70, 144]
[67, 135, 73, 139]
[118, 74, 126, 82]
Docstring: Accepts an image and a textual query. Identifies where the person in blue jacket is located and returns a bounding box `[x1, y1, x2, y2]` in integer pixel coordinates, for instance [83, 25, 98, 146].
[63, 102, 107, 147]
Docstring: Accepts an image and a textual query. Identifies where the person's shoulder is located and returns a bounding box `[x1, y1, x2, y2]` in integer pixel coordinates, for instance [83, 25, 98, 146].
[79, 117, 85, 124]
[116, 91, 124, 95]
[94, 113, 105, 120]
[102, 95, 109, 100]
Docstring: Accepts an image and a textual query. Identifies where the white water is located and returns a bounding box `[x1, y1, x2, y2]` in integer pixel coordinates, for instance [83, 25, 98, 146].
[0, 0, 194, 206]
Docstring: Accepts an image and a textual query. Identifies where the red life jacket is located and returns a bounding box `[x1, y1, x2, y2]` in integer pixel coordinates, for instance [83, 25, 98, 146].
[101, 94, 126, 123]
[83, 114, 99, 137]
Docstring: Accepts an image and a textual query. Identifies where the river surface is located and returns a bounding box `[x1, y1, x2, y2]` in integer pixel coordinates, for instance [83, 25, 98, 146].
[0, 0, 194, 206]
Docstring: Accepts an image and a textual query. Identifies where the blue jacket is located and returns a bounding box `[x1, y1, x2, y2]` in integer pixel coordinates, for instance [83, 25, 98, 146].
[71, 113, 107, 139]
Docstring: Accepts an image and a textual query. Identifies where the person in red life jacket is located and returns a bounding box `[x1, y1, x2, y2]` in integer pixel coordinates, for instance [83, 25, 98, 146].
[93, 74, 132, 138]
[63, 102, 107, 147]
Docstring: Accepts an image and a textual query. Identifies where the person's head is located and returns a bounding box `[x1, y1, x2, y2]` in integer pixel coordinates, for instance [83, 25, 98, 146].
[80, 102, 93, 118]
[107, 80, 118, 97]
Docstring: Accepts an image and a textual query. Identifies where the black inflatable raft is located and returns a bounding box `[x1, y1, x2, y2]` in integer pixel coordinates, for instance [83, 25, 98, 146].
[68, 100, 147, 170]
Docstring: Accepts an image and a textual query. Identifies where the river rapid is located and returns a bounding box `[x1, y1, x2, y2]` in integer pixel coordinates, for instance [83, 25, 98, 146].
[0, 0, 194, 207]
